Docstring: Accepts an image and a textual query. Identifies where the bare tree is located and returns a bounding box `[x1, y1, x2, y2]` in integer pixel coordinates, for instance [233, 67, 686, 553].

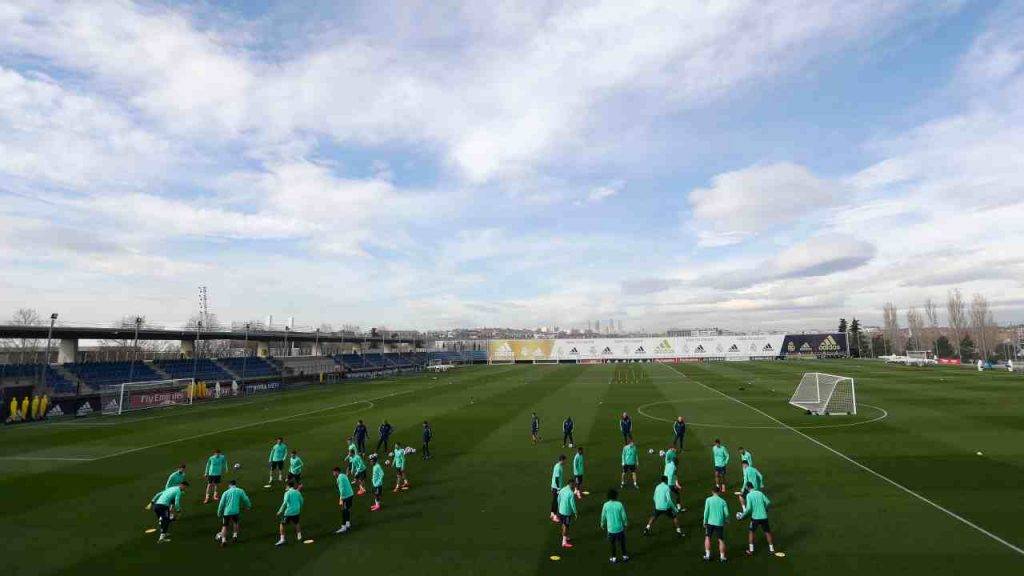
[883, 302, 902, 354]
[924, 298, 940, 352]
[946, 289, 967, 361]
[1, 308, 42, 363]
[969, 294, 996, 361]
[906, 307, 925, 351]
[186, 313, 232, 357]
[95, 316, 176, 361]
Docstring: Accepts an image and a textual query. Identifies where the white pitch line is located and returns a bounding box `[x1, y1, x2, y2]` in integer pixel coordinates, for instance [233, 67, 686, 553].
[663, 364, 1024, 557]
[91, 382, 448, 462]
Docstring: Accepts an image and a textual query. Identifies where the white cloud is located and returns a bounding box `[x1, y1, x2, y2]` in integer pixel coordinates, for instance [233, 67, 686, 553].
[3, 0, 1023, 330]
[0, 66, 171, 188]
[584, 181, 624, 204]
[686, 162, 834, 246]
[0, 0, 936, 183]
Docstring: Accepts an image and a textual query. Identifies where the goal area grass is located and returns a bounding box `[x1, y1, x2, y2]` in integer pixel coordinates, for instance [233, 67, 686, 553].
[1, 360, 1022, 575]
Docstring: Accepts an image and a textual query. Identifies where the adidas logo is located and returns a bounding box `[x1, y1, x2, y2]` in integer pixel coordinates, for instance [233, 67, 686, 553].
[799, 342, 813, 352]
[635, 346, 646, 354]
[49, 405, 63, 417]
[728, 344, 739, 352]
[763, 343, 774, 351]
[569, 347, 579, 355]
[694, 345, 705, 353]
[655, 339, 674, 353]
[787, 342, 796, 352]
[819, 335, 840, 352]
[77, 402, 94, 416]
[602, 347, 612, 355]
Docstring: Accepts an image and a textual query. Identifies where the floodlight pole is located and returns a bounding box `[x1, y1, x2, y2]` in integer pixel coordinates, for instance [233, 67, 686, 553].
[192, 320, 203, 382]
[283, 326, 290, 358]
[315, 327, 320, 356]
[40, 313, 57, 390]
[127, 316, 143, 383]
[241, 323, 250, 384]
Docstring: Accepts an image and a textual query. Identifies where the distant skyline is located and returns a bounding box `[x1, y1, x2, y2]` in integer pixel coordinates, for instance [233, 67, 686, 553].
[1, 1, 1022, 331]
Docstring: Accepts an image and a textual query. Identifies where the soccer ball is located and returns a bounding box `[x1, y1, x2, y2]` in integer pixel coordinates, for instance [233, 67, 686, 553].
[233, 463, 241, 470]
[385, 460, 391, 466]
[658, 450, 665, 457]
[735, 512, 743, 520]
[647, 449, 654, 455]
[568, 443, 573, 448]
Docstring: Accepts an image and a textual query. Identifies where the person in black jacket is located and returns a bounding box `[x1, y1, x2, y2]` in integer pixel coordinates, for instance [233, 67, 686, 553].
[620, 413, 633, 442]
[562, 416, 575, 447]
[673, 416, 686, 450]
[353, 420, 368, 454]
[376, 420, 393, 453]
[422, 420, 433, 460]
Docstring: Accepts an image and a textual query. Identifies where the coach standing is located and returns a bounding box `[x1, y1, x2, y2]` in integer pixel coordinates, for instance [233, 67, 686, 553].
[422, 420, 432, 460]
[673, 416, 686, 450]
[353, 420, 368, 454]
[620, 412, 633, 442]
[376, 420, 393, 453]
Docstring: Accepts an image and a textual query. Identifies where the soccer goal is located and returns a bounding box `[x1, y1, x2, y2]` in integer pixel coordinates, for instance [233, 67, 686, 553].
[788, 372, 856, 415]
[101, 378, 195, 415]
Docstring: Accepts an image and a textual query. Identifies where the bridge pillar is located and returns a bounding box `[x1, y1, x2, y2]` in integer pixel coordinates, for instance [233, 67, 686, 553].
[180, 340, 195, 358]
[57, 339, 78, 364]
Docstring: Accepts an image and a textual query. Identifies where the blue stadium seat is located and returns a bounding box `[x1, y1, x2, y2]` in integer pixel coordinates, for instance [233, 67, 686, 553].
[0, 363, 76, 393]
[153, 359, 231, 381]
[64, 361, 162, 389]
[215, 356, 280, 378]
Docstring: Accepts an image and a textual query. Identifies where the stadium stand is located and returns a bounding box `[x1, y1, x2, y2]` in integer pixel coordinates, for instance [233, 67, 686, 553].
[64, 361, 162, 389]
[154, 358, 232, 381]
[337, 353, 379, 371]
[0, 363, 76, 394]
[216, 356, 281, 379]
[276, 355, 336, 377]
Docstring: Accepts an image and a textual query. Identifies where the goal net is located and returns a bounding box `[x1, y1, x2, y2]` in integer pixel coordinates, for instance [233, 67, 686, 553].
[789, 372, 856, 415]
[101, 378, 195, 415]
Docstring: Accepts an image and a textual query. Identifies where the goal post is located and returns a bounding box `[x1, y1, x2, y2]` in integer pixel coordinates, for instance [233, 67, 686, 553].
[789, 372, 856, 415]
[101, 378, 195, 415]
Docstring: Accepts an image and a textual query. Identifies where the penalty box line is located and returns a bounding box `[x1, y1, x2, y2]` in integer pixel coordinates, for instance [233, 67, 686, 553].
[90, 380, 455, 462]
[663, 364, 1024, 557]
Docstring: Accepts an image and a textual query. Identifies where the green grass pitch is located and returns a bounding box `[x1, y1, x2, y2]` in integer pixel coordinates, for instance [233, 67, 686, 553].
[2, 360, 1023, 574]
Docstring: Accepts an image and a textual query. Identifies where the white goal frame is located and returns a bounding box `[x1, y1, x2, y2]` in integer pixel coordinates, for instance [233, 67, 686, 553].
[789, 372, 856, 415]
[101, 378, 195, 415]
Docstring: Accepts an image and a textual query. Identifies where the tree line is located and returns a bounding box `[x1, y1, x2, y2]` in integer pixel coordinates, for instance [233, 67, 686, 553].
[838, 289, 1012, 362]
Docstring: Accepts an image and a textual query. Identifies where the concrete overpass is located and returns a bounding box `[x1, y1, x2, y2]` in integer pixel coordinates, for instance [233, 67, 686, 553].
[0, 324, 423, 363]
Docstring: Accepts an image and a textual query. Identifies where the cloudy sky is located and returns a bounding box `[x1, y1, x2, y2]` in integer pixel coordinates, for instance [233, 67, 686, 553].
[1, 0, 1022, 331]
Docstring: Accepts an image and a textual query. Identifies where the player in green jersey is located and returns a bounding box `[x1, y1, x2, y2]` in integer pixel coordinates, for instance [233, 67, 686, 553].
[204, 448, 228, 504]
[275, 480, 304, 546]
[702, 485, 730, 562]
[332, 467, 355, 533]
[215, 480, 252, 546]
[737, 483, 776, 555]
